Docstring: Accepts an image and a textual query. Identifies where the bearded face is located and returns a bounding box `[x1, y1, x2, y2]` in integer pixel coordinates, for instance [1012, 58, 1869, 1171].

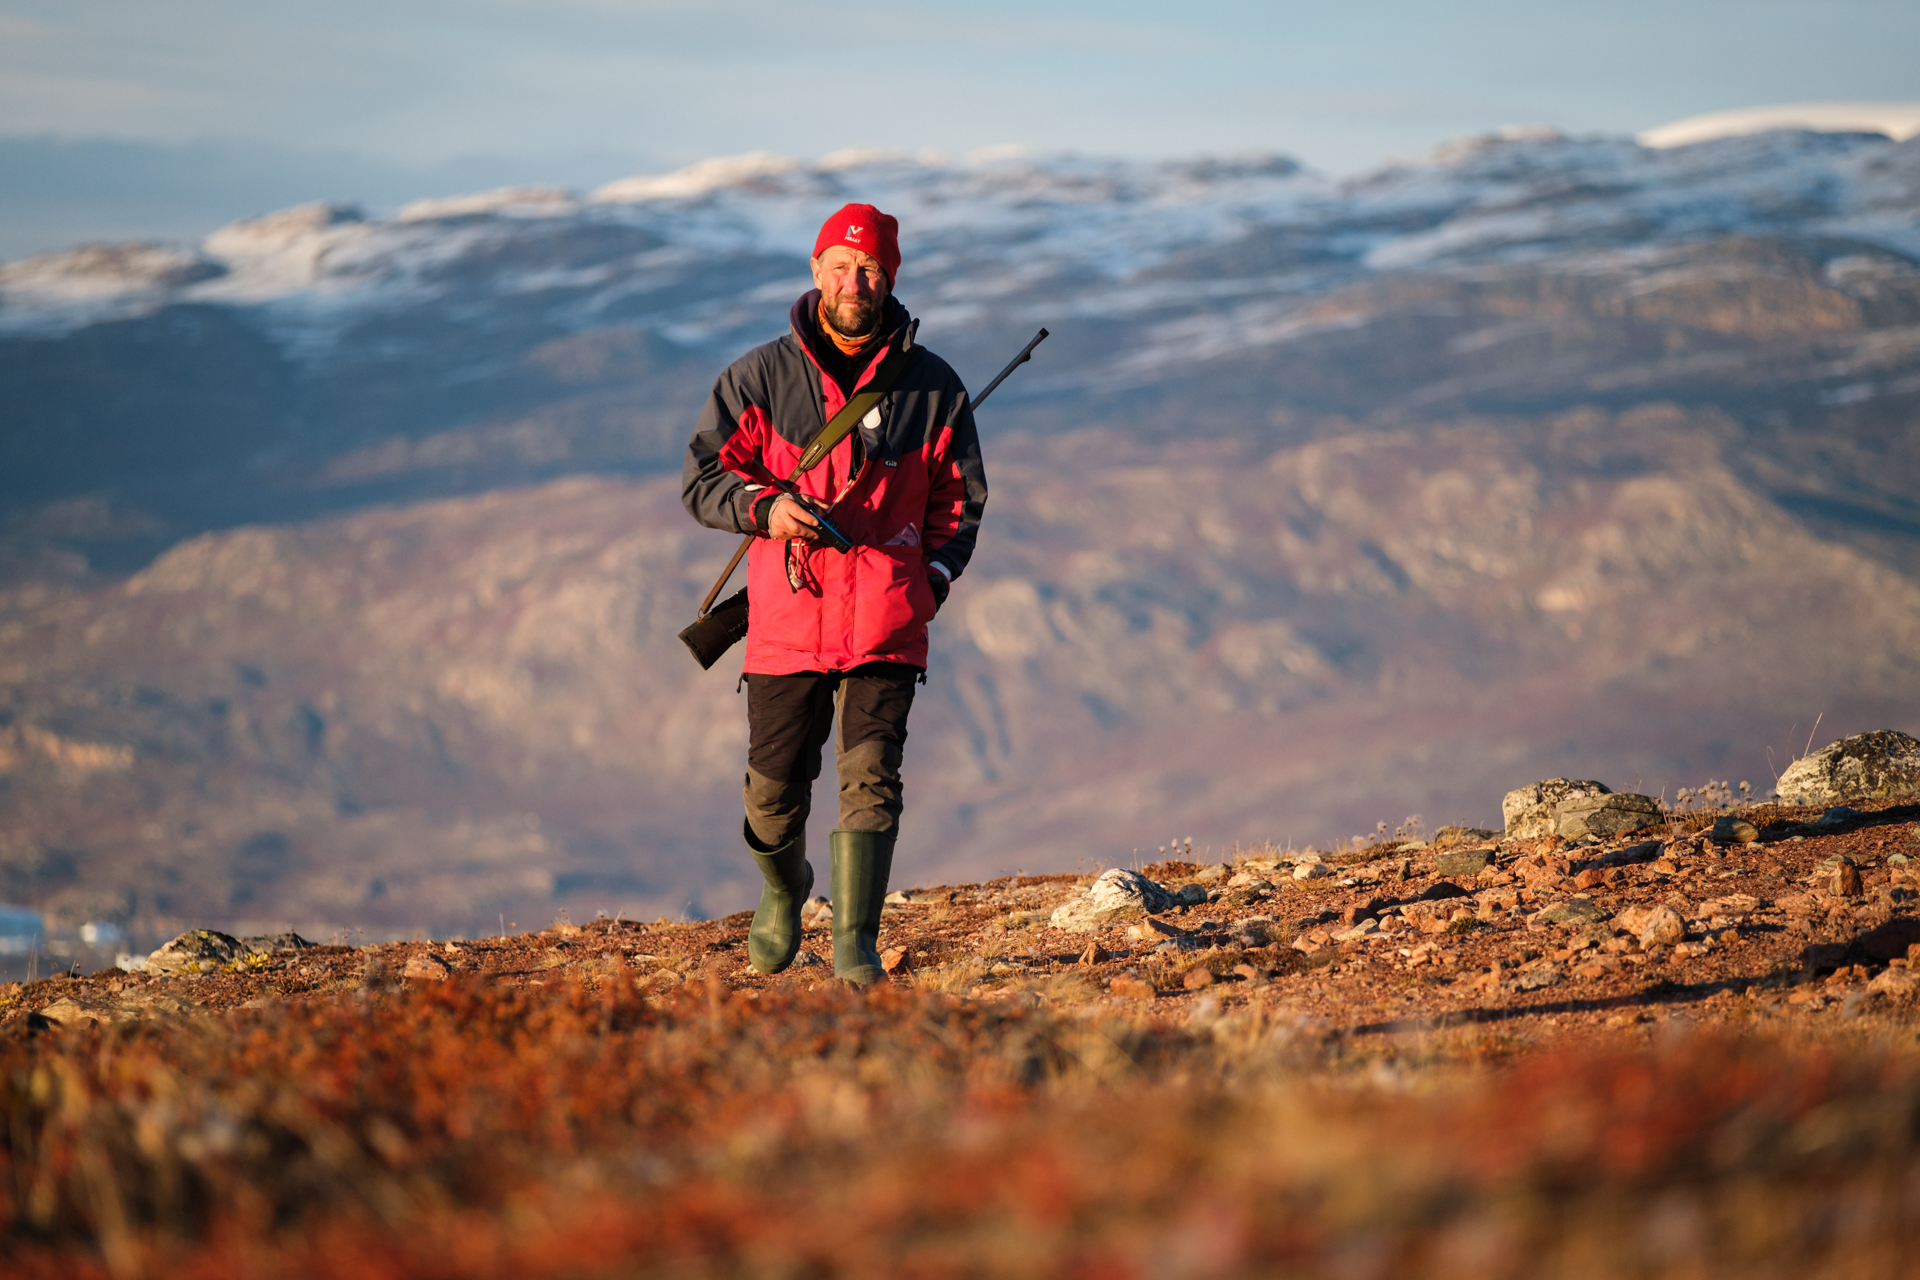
[811, 245, 890, 339]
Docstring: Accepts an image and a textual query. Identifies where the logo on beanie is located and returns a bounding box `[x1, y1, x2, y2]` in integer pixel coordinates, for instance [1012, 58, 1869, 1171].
[846, 224, 865, 242]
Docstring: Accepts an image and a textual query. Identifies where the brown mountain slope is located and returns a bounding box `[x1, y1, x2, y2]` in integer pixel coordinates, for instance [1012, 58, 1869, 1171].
[2, 403, 1914, 943]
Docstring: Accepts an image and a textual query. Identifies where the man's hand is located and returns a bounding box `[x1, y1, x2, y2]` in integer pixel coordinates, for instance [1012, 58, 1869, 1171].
[928, 569, 950, 612]
[766, 494, 822, 541]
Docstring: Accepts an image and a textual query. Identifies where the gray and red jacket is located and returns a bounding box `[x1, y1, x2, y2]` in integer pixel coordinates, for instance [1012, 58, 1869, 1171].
[682, 292, 987, 674]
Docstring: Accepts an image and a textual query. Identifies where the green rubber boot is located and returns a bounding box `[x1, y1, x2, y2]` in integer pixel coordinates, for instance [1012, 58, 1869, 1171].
[745, 820, 813, 975]
[830, 828, 894, 986]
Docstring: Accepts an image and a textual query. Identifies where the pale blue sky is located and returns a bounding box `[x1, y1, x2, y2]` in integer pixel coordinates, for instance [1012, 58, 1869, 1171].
[1, 0, 1916, 254]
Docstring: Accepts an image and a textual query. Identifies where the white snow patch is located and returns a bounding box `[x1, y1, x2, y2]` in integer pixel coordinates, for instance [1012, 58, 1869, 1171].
[396, 186, 579, 222]
[592, 152, 802, 203]
[1641, 102, 1920, 149]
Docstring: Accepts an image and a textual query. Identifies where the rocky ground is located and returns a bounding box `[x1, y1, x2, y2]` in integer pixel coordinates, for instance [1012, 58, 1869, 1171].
[9, 797, 1918, 1042]
[6, 794, 1920, 1278]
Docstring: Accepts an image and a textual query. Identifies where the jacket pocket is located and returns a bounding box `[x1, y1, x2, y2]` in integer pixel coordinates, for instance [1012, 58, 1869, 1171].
[850, 545, 930, 656]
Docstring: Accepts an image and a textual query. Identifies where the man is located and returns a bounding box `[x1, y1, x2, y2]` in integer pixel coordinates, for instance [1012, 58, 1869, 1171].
[682, 203, 987, 985]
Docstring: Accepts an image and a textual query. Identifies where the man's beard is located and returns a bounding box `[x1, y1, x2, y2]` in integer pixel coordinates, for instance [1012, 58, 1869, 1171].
[821, 292, 881, 339]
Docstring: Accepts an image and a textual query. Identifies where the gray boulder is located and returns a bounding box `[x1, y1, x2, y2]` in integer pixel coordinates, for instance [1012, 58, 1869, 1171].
[1503, 779, 1610, 839]
[1555, 792, 1664, 840]
[1776, 730, 1920, 807]
[1048, 868, 1175, 933]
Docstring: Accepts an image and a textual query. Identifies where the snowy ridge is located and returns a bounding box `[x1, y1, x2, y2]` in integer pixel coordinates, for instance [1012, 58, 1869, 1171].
[1641, 102, 1920, 149]
[1, 128, 1916, 355]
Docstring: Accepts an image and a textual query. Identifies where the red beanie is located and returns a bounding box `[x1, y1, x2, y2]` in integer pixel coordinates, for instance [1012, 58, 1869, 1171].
[812, 203, 900, 283]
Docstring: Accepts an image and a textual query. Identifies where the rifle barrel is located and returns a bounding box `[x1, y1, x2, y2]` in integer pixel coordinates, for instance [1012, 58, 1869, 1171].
[972, 328, 1048, 410]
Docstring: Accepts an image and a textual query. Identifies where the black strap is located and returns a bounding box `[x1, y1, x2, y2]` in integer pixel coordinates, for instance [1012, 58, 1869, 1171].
[787, 320, 917, 480]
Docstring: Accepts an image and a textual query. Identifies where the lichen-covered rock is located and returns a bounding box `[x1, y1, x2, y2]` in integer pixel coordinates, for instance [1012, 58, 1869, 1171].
[1503, 779, 1611, 839]
[1776, 730, 1920, 806]
[239, 932, 317, 957]
[146, 928, 245, 975]
[1555, 792, 1664, 840]
[1048, 869, 1174, 933]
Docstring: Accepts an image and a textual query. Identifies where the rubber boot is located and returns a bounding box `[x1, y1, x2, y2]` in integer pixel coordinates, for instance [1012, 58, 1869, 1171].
[745, 820, 813, 975]
[830, 828, 894, 986]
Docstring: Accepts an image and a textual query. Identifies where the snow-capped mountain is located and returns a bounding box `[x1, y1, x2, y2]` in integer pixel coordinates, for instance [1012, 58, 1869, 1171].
[2, 127, 1918, 941]
[6, 128, 1917, 348]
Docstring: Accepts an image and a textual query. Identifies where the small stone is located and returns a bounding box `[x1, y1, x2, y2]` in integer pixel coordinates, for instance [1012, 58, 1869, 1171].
[1870, 966, 1920, 997]
[1402, 902, 1469, 934]
[1573, 868, 1606, 891]
[1126, 916, 1187, 943]
[1536, 898, 1608, 926]
[1078, 942, 1110, 965]
[1336, 918, 1379, 941]
[1711, 816, 1760, 846]
[1671, 940, 1711, 960]
[880, 946, 914, 976]
[1173, 883, 1210, 907]
[791, 950, 826, 968]
[1596, 839, 1664, 868]
[1183, 966, 1215, 990]
[403, 953, 451, 982]
[1512, 964, 1564, 991]
[1109, 975, 1156, 1001]
[801, 896, 833, 929]
[1231, 962, 1265, 984]
[1833, 859, 1864, 898]
[1049, 868, 1176, 933]
[1436, 849, 1494, 878]
[1617, 904, 1686, 948]
[35, 997, 106, 1029]
[1294, 861, 1331, 881]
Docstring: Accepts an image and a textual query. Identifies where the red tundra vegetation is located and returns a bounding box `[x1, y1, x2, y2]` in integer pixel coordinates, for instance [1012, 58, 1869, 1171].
[5, 797, 1920, 1277]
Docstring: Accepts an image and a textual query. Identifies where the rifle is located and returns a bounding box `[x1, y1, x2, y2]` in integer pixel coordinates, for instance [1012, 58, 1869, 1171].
[679, 326, 1049, 669]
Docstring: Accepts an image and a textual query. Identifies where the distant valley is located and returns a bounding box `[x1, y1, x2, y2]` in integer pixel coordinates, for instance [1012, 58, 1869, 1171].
[2, 130, 1917, 945]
